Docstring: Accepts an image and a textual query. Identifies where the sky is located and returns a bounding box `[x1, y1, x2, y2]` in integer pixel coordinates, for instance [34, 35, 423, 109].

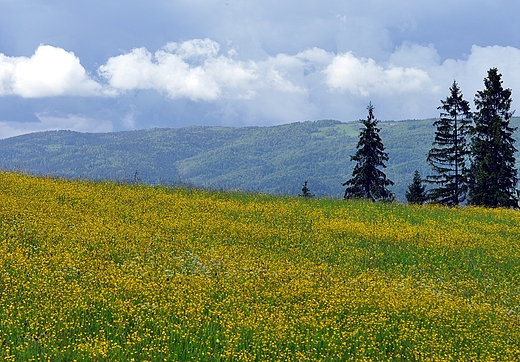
[0, 0, 520, 139]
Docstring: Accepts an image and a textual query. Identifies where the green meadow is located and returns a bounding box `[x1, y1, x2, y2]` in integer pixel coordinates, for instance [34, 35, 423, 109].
[0, 172, 519, 361]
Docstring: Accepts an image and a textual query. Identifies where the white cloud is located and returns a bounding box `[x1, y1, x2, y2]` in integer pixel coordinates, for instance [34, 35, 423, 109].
[437, 45, 520, 96]
[163, 38, 220, 59]
[323, 51, 432, 97]
[317, 44, 520, 120]
[0, 45, 102, 98]
[98, 39, 259, 101]
[98, 39, 315, 102]
[204, 47, 336, 124]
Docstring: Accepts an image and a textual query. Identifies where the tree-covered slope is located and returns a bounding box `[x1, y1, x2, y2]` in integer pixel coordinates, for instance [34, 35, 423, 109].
[0, 118, 519, 200]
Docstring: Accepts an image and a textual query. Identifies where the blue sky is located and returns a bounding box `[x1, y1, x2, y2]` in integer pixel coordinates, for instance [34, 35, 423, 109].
[0, 0, 519, 138]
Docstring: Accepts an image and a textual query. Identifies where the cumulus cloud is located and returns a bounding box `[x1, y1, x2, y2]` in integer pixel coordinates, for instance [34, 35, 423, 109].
[98, 39, 261, 101]
[316, 43, 520, 120]
[323, 52, 432, 97]
[99, 39, 353, 106]
[0, 45, 102, 98]
[437, 45, 520, 96]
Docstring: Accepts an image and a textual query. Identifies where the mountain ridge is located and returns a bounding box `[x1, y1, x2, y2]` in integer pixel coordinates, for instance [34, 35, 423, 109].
[1, 118, 519, 201]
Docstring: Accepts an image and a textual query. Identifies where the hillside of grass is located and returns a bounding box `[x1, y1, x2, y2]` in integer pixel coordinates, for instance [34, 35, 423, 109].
[3, 117, 509, 201]
[1, 172, 519, 360]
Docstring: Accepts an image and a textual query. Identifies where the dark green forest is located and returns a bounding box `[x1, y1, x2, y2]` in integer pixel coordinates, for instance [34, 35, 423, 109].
[0, 118, 519, 201]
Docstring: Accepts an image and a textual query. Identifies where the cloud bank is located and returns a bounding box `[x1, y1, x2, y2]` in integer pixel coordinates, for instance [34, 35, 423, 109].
[2, 40, 520, 138]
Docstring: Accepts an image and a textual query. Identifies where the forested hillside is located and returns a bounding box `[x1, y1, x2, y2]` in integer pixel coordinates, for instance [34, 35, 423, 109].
[0, 118, 519, 201]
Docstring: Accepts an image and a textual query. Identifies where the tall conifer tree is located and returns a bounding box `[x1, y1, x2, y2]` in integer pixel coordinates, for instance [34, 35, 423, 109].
[343, 103, 394, 201]
[406, 170, 427, 205]
[469, 68, 518, 207]
[427, 80, 472, 206]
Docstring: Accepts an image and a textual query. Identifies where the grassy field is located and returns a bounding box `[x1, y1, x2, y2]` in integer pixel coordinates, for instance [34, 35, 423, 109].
[0, 172, 519, 361]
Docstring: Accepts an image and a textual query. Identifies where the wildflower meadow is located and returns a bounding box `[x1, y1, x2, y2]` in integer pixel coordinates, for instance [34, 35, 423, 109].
[0, 172, 519, 361]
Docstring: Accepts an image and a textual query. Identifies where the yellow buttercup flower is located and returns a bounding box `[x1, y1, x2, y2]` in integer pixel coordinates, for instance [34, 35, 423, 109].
[0, 172, 519, 361]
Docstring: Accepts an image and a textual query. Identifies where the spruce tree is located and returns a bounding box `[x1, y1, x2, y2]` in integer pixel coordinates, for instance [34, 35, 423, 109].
[427, 80, 472, 206]
[406, 170, 427, 204]
[469, 68, 518, 208]
[343, 103, 394, 201]
[299, 181, 314, 198]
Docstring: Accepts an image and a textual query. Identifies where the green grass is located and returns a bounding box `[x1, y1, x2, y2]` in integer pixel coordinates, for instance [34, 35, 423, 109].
[0, 172, 519, 361]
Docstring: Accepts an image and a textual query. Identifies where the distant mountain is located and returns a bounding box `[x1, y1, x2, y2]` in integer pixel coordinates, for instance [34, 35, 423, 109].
[1, 118, 519, 201]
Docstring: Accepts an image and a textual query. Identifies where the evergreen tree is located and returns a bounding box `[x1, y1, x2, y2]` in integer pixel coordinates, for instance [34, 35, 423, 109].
[427, 80, 472, 206]
[468, 68, 519, 208]
[343, 103, 394, 201]
[299, 181, 314, 198]
[406, 170, 427, 204]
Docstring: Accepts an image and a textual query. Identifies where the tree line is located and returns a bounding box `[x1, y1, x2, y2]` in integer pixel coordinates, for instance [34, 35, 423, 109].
[314, 67, 519, 208]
